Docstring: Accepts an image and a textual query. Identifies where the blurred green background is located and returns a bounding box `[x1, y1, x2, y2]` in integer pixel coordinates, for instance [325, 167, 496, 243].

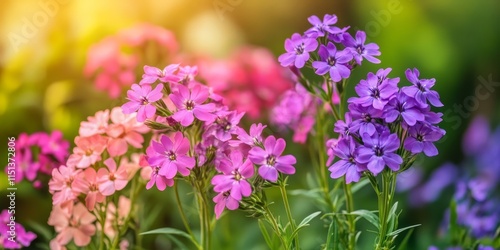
[1, 0, 499, 249]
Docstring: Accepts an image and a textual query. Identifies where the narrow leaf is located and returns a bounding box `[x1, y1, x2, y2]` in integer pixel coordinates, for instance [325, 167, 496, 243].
[387, 224, 421, 237]
[396, 228, 414, 250]
[297, 211, 321, 229]
[140, 227, 197, 246]
[27, 221, 52, 241]
[258, 220, 274, 249]
[325, 220, 338, 250]
[351, 179, 369, 194]
[350, 210, 379, 229]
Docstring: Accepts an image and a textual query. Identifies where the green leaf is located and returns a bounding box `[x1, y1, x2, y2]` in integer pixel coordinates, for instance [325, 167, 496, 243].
[325, 219, 339, 250]
[396, 228, 414, 250]
[140, 227, 198, 247]
[297, 211, 321, 229]
[387, 202, 399, 224]
[165, 234, 189, 249]
[27, 221, 53, 241]
[351, 179, 369, 194]
[449, 199, 459, 243]
[387, 224, 421, 237]
[350, 210, 379, 229]
[258, 220, 274, 249]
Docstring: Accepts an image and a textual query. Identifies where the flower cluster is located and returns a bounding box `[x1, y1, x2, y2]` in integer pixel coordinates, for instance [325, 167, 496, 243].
[328, 68, 445, 183]
[122, 63, 297, 219]
[47, 107, 148, 249]
[0, 210, 36, 249]
[279, 14, 380, 76]
[84, 24, 179, 98]
[198, 46, 294, 119]
[5, 131, 69, 187]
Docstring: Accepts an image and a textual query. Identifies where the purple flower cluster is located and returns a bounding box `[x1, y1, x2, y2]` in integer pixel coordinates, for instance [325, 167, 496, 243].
[279, 14, 381, 81]
[328, 68, 445, 183]
[0, 210, 36, 249]
[122, 64, 297, 219]
[4, 131, 69, 187]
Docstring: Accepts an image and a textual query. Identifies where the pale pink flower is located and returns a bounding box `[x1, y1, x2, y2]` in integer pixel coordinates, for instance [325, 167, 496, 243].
[49, 165, 81, 205]
[103, 196, 131, 239]
[79, 109, 110, 137]
[67, 135, 107, 169]
[97, 158, 129, 196]
[106, 107, 148, 157]
[48, 202, 96, 247]
[72, 168, 106, 211]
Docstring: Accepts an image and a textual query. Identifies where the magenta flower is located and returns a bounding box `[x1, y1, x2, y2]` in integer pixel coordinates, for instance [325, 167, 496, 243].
[122, 83, 164, 122]
[148, 132, 195, 179]
[402, 68, 443, 108]
[357, 130, 402, 175]
[249, 136, 296, 182]
[170, 84, 216, 126]
[0, 210, 36, 249]
[312, 42, 353, 82]
[329, 137, 363, 183]
[213, 192, 239, 219]
[404, 123, 445, 156]
[236, 123, 267, 146]
[212, 151, 254, 201]
[207, 111, 245, 142]
[278, 33, 318, 68]
[305, 14, 342, 38]
[342, 31, 381, 65]
[140, 64, 180, 84]
[146, 166, 174, 191]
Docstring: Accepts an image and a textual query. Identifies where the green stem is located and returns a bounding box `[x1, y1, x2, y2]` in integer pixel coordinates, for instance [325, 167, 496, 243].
[264, 206, 287, 248]
[343, 181, 356, 250]
[196, 190, 211, 250]
[174, 183, 201, 249]
[279, 180, 299, 249]
[376, 171, 395, 250]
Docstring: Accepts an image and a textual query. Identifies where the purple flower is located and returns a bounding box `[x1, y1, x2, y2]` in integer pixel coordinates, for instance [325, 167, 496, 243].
[0, 210, 36, 249]
[326, 138, 338, 166]
[148, 132, 195, 179]
[212, 151, 254, 201]
[334, 113, 360, 137]
[177, 65, 198, 84]
[312, 42, 353, 82]
[237, 123, 266, 146]
[213, 191, 239, 219]
[402, 68, 443, 107]
[342, 31, 381, 65]
[170, 84, 216, 126]
[348, 71, 399, 110]
[140, 64, 181, 85]
[404, 123, 445, 156]
[146, 166, 174, 191]
[328, 26, 350, 43]
[207, 111, 245, 142]
[348, 103, 383, 136]
[278, 33, 318, 68]
[462, 116, 489, 155]
[249, 136, 296, 182]
[305, 14, 342, 38]
[329, 137, 363, 183]
[384, 92, 425, 126]
[122, 83, 164, 122]
[357, 130, 402, 175]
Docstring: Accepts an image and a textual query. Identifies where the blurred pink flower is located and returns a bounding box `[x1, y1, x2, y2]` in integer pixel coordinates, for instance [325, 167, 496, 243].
[106, 107, 149, 156]
[79, 109, 110, 137]
[198, 46, 293, 119]
[72, 168, 106, 211]
[103, 196, 131, 239]
[97, 158, 129, 196]
[67, 135, 107, 169]
[49, 165, 81, 205]
[48, 202, 96, 247]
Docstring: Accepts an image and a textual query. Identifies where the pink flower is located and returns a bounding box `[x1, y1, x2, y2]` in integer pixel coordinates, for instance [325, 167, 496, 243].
[212, 151, 254, 201]
[213, 192, 239, 219]
[67, 135, 107, 169]
[72, 168, 106, 211]
[248, 136, 297, 182]
[170, 84, 216, 126]
[122, 83, 164, 122]
[148, 132, 195, 179]
[140, 64, 180, 85]
[103, 196, 131, 239]
[146, 166, 174, 191]
[97, 158, 129, 196]
[106, 107, 148, 157]
[79, 109, 110, 137]
[49, 165, 81, 205]
[48, 202, 96, 247]
[236, 123, 267, 146]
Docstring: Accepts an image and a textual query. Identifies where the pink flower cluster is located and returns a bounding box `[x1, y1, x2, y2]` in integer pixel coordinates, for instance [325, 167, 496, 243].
[47, 107, 148, 249]
[122, 63, 297, 219]
[198, 46, 294, 119]
[84, 23, 179, 98]
[5, 131, 69, 186]
[0, 210, 36, 249]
